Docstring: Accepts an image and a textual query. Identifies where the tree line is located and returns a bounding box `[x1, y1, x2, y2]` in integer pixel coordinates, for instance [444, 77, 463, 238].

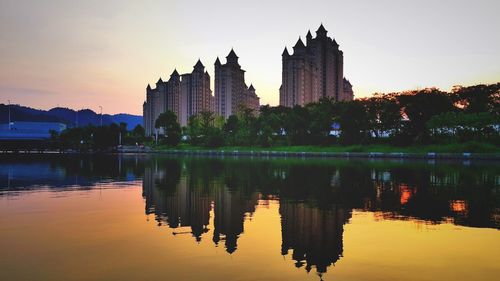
[50, 123, 146, 151]
[155, 83, 499, 147]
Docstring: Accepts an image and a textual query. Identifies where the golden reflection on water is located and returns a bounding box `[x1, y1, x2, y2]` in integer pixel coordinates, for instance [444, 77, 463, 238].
[0, 184, 499, 281]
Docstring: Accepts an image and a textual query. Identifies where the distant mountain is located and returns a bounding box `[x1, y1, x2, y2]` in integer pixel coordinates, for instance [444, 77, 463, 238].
[0, 104, 143, 131]
[111, 114, 143, 130]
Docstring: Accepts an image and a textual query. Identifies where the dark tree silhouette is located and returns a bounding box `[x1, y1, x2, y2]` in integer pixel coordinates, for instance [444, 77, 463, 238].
[155, 111, 181, 146]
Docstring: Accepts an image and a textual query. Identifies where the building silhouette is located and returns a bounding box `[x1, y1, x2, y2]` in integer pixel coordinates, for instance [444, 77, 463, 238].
[181, 60, 214, 126]
[280, 201, 351, 274]
[142, 158, 260, 251]
[212, 184, 259, 253]
[280, 24, 354, 107]
[143, 51, 262, 136]
[143, 60, 214, 136]
[214, 49, 260, 118]
[143, 162, 211, 242]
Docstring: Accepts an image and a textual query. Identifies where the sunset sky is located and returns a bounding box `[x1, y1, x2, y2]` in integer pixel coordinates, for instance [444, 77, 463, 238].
[1, 0, 499, 115]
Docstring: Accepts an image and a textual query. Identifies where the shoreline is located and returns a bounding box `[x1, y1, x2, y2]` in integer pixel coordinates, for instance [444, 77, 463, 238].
[118, 148, 500, 160]
[2, 148, 499, 160]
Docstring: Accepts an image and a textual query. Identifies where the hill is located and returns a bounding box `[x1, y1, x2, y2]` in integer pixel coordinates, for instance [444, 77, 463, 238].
[0, 104, 143, 130]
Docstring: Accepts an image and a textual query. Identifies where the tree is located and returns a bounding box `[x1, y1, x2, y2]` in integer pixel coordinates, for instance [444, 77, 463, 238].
[205, 127, 224, 147]
[284, 105, 310, 145]
[396, 88, 454, 143]
[362, 95, 402, 139]
[125, 124, 146, 145]
[187, 114, 202, 145]
[199, 111, 216, 135]
[306, 98, 336, 144]
[132, 124, 145, 137]
[337, 100, 370, 144]
[258, 105, 290, 146]
[155, 111, 181, 146]
[186, 111, 225, 147]
[427, 112, 499, 142]
[453, 83, 500, 114]
[224, 115, 239, 134]
[223, 115, 239, 145]
[235, 107, 258, 146]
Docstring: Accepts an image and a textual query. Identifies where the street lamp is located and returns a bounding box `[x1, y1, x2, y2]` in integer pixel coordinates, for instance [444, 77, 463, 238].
[7, 100, 11, 130]
[99, 106, 103, 127]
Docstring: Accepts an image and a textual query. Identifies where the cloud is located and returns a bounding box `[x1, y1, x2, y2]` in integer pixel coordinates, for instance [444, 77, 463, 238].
[0, 86, 58, 98]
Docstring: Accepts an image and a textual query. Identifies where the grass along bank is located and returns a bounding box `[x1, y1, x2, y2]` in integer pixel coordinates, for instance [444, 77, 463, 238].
[151, 141, 500, 154]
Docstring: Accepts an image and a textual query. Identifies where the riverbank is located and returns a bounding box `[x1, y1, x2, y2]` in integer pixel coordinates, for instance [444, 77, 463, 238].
[4, 142, 498, 160]
[116, 142, 500, 160]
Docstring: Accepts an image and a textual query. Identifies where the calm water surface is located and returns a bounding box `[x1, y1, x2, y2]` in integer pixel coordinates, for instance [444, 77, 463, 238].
[0, 155, 499, 281]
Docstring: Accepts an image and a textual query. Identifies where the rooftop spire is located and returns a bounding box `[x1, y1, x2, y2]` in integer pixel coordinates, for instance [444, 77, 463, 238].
[306, 30, 312, 39]
[249, 84, 255, 91]
[147, 84, 151, 90]
[171, 69, 179, 76]
[215, 57, 221, 66]
[226, 48, 238, 59]
[157, 77, 163, 84]
[282, 47, 290, 56]
[194, 59, 204, 69]
[293, 37, 306, 49]
[316, 23, 327, 35]
[226, 48, 239, 65]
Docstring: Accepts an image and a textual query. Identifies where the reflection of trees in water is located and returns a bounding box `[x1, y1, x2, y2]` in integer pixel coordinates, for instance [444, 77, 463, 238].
[4, 155, 497, 275]
[2, 155, 497, 276]
[140, 157, 499, 274]
[0, 154, 144, 191]
[352, 166, 500, 229]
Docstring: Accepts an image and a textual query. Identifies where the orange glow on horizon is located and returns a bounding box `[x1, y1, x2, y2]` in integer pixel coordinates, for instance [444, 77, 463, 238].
[0, 1, 499, 114]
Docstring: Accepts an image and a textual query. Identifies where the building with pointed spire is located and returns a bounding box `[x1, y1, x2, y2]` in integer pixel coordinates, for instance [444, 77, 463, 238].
[214, 49, 260, 118]
[244, 84, 260, 113]
[280, 24, 354, 107]
[143, 60, 214, 136]
[180, 59, 213, 126]
[143, 82, 162, 136]
[342, 78, 354, 101]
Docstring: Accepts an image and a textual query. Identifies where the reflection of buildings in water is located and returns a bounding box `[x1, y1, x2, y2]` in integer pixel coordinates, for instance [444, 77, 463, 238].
[280, 200, 351, 274]
[142, 159, 500, 265]
[143, 165, 166, 215]
[161, 176, 211, 240]
[142, 164, 259, 250]
[213, 184, 259, 253]
[143, 166, 211, 241]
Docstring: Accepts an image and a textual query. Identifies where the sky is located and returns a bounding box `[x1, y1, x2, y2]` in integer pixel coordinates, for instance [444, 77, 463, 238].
[0, 0, 499, 115]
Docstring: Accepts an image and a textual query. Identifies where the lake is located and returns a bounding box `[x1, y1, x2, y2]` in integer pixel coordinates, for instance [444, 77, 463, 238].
[1, 154, 499, 281]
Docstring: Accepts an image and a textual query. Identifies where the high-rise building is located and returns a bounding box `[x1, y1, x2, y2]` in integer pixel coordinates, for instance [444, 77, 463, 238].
[143, 83, 160, 137]
[180, 59, 213, 126]
[143, 60, 214, 136]
[214, 49, 260, 118]
[280, 24, 354, 107]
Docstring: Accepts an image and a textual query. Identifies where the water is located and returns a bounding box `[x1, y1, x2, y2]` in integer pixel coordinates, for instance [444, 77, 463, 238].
[1, 154, 499, 281]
